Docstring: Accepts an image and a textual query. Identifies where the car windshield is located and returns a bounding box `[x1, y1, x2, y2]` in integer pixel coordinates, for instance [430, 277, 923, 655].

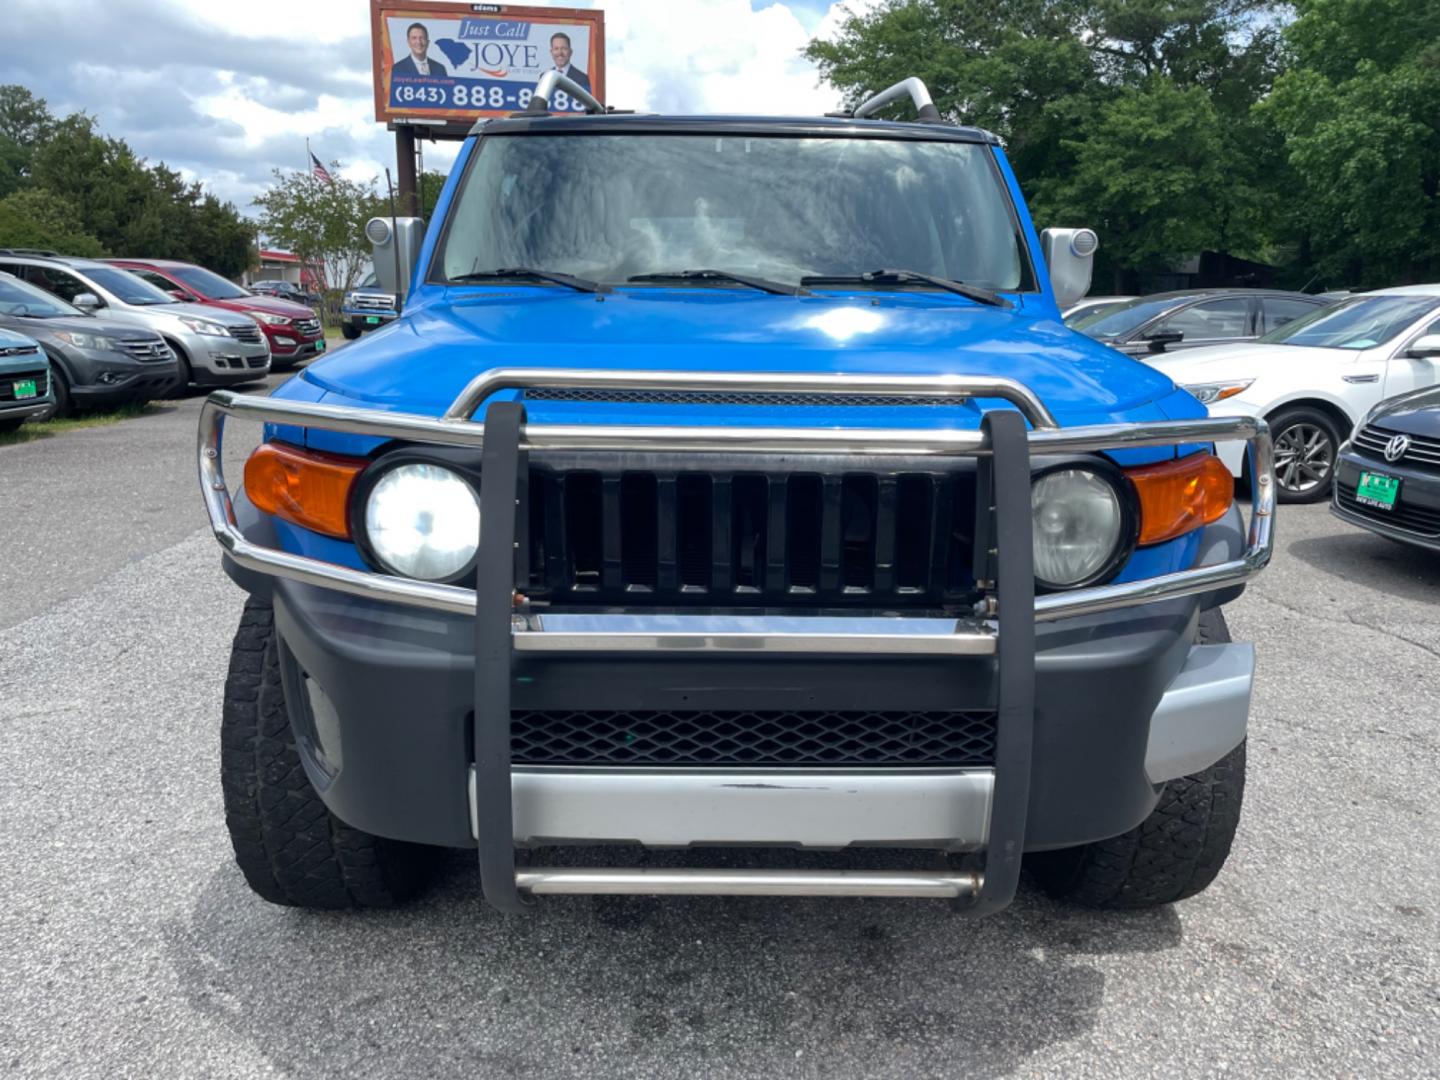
[436, 133, 1030, 291]
[360, 273, 378, 288]
[1257, 296, 1439, 349]
[1063, 300, 1125, 326]
[0, 275, 83, 318]
[172, 265, 250, 300]
[84, 266, 177, 305]
[1071, 295, 1194, 339]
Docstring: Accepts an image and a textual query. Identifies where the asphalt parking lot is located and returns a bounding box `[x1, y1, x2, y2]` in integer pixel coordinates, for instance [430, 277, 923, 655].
[1, 382, 1437, 1079]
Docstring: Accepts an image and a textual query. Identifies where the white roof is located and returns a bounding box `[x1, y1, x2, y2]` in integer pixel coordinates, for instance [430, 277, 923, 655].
[1363, 283, 1440, 297]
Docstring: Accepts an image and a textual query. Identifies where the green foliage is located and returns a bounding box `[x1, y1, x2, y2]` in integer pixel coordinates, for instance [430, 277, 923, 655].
[807, 0, 1436, 287]
[0, 189, 106, 256]
[0, 85, 257, 277]
[254, 165, 378, 295]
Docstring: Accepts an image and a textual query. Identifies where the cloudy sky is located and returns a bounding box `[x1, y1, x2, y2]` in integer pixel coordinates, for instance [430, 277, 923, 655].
[7, 0, 873, 214]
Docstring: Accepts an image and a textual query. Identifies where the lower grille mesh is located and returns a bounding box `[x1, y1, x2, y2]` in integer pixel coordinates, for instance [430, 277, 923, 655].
[509, 709, 998, 768]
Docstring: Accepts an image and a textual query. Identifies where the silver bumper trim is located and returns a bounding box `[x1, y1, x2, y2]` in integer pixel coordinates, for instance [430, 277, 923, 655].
[1144, 641, 1253, 783]
[474, 767, 995, 850]
[515, 867, 981, 898]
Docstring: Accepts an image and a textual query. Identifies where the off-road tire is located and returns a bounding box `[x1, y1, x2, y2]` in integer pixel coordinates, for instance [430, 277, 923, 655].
[341, 323, 360, 340]
[1027, 608, 1245, 910]
[221, 598, 441, 908]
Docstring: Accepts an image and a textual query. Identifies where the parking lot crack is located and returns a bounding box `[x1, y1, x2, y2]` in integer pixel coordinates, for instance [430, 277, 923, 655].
[1251, 590, 1440, 662]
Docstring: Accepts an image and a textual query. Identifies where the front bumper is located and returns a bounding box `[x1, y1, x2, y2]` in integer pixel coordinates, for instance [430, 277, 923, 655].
[342, 308, 398, 330]
[201, 368, 1275, 912]
[1332, 443, 1440, 551]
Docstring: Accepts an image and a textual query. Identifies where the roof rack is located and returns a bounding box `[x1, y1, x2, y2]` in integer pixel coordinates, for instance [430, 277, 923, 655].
[0, 247, 61, 258]
[827, 77, 942, 123]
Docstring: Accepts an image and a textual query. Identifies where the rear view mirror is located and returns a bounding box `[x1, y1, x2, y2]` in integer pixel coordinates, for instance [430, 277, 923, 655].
[1407, 333, 1440, 359]
[1145, 330, 1185, 353]
[72, 292, 101, 311]
[1040, 228, 1098, 311]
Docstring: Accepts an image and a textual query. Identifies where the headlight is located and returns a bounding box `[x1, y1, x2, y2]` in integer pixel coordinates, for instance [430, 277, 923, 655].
[254, 312, 292, 326]
[53, 330, 118, 351]
[363, 463, 481, 581]
[1184, 379, 1254, 406]
[1031, 468, 1127, 588]
[343, 293, 357, 306]
[179, 316, 230, 336]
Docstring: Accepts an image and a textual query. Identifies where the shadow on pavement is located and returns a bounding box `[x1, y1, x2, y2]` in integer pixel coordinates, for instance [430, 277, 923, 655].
[167, 850, 1182, 1078]
[1286, 529, 1440, 601]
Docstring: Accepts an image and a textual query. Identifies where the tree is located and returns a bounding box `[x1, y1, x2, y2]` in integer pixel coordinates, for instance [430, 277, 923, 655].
[1260, 0, 1440, 285]
[0, 189, 106, 255]
[253, 165, 379, 296]
[0, 86, 56, 198]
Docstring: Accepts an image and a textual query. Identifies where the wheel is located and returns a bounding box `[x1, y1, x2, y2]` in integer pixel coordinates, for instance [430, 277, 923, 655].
[165, 339, 194, 392]
[0, 416, 23, 435]
[37, 363, 72, 420]
[341, 323, 360, 340]
[221, 598, 442, 908]
[1027, 608, 1246, 910]
[1269, 406, 1341, 503]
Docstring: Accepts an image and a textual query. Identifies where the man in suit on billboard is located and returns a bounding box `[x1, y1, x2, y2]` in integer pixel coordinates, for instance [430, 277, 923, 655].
[393, 22, 448, 79]
[549, 32, 589, 91]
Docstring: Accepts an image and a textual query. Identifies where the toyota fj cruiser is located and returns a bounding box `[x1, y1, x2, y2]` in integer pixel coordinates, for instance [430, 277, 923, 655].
[201, 75, 1273, 916]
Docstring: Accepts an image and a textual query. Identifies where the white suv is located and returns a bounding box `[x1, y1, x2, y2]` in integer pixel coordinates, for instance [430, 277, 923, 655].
[0, 253, 270, 387]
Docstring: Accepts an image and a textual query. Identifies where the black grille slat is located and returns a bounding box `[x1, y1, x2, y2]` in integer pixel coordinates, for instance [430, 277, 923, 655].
[732, 475, 767, 592]
[785, 476, 822, 592]
[564, 473, 602, 588]
[819, 475, 843, 594]
[602, 476, 624, 590]
[620, 473, 657, 590]
[656, 475, 679, 592]
[841, 475, 877, 593]
[873, 476, 898, 594]
[510, 709, 999, 768]
[677, 475, 712, 591]
[766, 476, 789, 593]
[525, 389, 976, 408]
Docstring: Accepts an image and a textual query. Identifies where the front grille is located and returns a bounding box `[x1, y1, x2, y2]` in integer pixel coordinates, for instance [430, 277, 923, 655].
[526, 389, 972, 408]
[0, 368, 49, 401]
[351, 294, 396, 312]
[1353, 425, 1440, 472]
[293, 318, 321, 337]
[0, 345, 40, 358]
[245, 354, 269, 369]
[227, 323, 263, 344]
[509, 709, 998, 768]
[525, 464, 980, 608]
[118, 337, 173, 362]
[1336, 486, 1440, 537]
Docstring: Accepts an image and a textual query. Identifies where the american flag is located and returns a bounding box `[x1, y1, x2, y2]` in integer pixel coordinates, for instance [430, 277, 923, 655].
[310, 151, 334, 185]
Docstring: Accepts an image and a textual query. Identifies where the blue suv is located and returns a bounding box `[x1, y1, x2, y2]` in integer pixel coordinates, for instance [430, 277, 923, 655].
[200, 76, 1273, 917]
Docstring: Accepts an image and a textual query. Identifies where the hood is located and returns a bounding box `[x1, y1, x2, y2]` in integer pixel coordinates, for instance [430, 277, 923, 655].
[160, 301, 260, 328]
[2, 313, 160, 341]
[1143, 341, 1354, 384]
[208, 294, 314, 319]
[0, 327, 41, 351]
[1367, 385, 1440, 437]
[294, 288, 1187, 429]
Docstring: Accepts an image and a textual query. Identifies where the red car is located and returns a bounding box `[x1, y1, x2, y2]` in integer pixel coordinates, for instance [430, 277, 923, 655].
[107, 259, 326, 370]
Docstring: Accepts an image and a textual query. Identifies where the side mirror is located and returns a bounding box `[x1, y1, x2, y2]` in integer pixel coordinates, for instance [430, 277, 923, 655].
[72, 292, 102, 311]
[365, 216, 426, 301]
[1144, 330, 1185, 353]
[1407, 333, 1440, 359]
[167, 289, 192, 301]
[1039, 228, 1098, 311]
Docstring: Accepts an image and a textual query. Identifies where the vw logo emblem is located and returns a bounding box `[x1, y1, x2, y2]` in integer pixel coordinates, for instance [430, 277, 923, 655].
[1384, 434, 1411, 463]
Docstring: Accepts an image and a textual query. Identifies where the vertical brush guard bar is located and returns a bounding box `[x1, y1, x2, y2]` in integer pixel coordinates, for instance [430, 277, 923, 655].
[197, 370, 1276, 914]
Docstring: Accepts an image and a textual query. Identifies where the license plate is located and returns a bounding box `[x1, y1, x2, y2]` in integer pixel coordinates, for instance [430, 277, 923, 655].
[366, 316, 380, 325]
[13, 378, 37, 399]
[1356, 470, 1400, 511]
[315, 338, 326, 352]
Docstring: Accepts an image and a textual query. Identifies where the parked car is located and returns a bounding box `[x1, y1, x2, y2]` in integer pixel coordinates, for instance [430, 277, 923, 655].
[0, 271, 179, 416]
[1070, 289, 1330, 356]
[109, 259, 325, 370]
[1333, 382, 1440, 551]
[1145, 286, 1440, 502]
[0, 254, 270, 387]
[339, 272, 399, 338]
[1062, 294, 1135, 325]
[249, 280, 320, 307]
[0, 327, 53, 435]
[197, 75, 1273, 919]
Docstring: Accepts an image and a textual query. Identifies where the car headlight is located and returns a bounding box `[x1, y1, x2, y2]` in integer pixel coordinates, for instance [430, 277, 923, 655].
[1031, 468, 1127, 588]
[52, 330, 118, 351]
[254, 312, 292, 326]
[1184, 379, 1254, 406]
[179, 316, 230, 336]
[343, 293, 357, 306]
[363, 463, 481, 581]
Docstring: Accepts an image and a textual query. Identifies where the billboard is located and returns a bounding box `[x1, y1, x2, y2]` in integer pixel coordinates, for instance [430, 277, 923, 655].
[370, 2, 606, 126]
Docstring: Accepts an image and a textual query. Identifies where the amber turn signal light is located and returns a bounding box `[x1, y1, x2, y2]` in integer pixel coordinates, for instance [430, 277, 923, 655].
[244, 442, 367, 540]
[1124, 452, 1234, 546]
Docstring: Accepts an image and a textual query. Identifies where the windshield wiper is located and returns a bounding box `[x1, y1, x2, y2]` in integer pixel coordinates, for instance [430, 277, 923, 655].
[450, 267, 609, 294]
[628, 269, 811, 297]
[800, 269, 1010, 308]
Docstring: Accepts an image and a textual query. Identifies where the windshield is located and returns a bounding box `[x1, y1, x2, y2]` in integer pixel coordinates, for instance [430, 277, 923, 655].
[1063, 300, 1126, 326]
[1257, 296, 1439, 349]
[0, 275, 83, 318]
[436, 134, 1030, 291]
[1071, 295, 1192, 339]
[173, 265, 250, 300]
[85, 266, 177, 305]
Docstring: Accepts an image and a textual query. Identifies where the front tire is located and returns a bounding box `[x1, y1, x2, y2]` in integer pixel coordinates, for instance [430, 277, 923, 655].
[1269, 406, 1340, 503]
[221, 599, 441, 908]
[1027, 608, 1245, 910]
[341, 323, 360, 340]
